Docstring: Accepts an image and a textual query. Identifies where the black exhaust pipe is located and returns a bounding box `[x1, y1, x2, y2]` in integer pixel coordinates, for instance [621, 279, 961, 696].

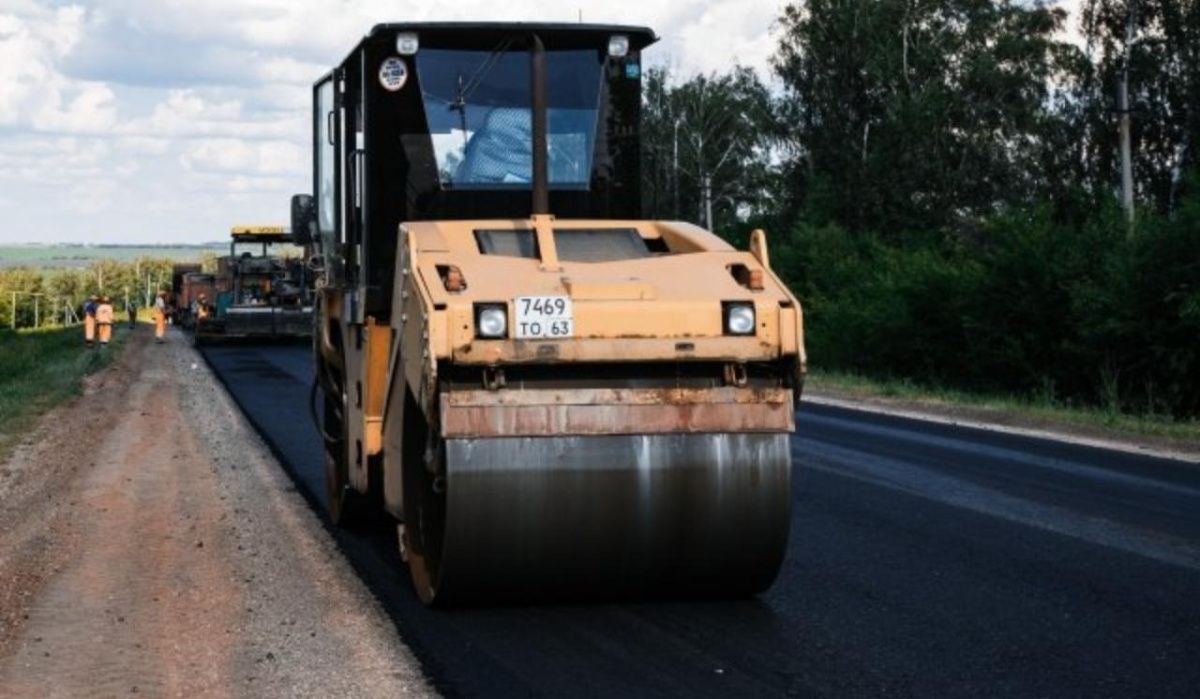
[530, 34, 549, 215]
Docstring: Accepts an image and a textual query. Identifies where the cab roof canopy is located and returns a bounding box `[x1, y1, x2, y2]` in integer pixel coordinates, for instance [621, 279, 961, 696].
[230, 225, 292, 243]
[357, 21, 657, 56]
[324, 21, 658, 224]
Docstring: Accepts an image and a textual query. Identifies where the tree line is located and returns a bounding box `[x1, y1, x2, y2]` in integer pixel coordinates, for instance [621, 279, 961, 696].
[0, 258, 183, 330]
[642, 0, 1200, 419]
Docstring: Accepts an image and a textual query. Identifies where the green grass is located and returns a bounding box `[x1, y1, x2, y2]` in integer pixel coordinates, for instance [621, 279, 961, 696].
[807, 369, 1200, 446]
[0, 325, 128, 461]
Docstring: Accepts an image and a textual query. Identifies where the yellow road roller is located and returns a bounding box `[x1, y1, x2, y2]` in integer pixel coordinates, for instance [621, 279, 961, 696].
[291, 22, 806, 604]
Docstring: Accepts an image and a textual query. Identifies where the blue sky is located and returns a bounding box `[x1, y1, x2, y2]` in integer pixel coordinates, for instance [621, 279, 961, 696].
[0, 0, 1081, 244]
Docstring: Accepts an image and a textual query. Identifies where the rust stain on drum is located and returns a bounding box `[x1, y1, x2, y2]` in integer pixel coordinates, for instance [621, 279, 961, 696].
[440, 400, 794, 438]
[445, 386, 788, 407]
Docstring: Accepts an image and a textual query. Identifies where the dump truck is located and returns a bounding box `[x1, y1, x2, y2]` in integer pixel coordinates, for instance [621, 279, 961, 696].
[194, 225, 313, 343]
[169, 263, 202, 325]
[290, 22, 806, 604]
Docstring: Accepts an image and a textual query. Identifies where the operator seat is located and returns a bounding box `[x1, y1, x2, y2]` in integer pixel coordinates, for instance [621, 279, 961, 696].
[455, 107, 532, 184]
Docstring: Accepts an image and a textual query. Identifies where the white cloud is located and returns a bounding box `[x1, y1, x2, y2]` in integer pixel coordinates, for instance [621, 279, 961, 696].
[0, 4, 118, 134]
[126, 89, 286, 139]
[67, 177, 119, 215]
[1053, 0, 1086, 48]
[0, 136, 111, 184]
[180, 138, 305, 176]
[0, 0, 1088, 243]
[666, 0, 784, 77]
[116, 136, 170, 155]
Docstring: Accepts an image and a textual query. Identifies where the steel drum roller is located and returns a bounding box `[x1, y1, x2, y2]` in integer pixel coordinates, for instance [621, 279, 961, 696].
[406, 433, 791, 603]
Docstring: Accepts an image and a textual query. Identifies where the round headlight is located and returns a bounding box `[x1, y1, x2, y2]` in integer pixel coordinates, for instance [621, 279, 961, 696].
[726, 305, 755, 335]
[608, 35, 630, 58]
[477, 306, 507, 338]
[395, 32, 419, 56]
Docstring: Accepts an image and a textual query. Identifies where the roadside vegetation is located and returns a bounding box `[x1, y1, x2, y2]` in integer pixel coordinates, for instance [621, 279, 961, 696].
[0, 256, 209, 329]
[807, 369, 1200, 446]
[642, 0, 1200, 426]
[778, 200, 1200, 424]
[0, 327, 128, 461]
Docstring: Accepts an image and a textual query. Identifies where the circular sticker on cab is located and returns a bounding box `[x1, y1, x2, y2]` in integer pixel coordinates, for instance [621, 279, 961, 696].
[379, 57, 408, 92]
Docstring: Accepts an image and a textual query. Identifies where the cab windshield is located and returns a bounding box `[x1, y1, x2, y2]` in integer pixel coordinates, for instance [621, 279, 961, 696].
[230, 241, 302, 258]
[416, 48, 602, 190]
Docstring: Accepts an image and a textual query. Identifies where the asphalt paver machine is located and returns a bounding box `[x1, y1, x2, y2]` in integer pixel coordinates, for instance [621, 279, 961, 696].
[195, 225, 313, 343]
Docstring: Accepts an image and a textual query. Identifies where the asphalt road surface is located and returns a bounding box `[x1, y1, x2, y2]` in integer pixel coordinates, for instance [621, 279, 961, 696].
[201, 342, 1200, 698]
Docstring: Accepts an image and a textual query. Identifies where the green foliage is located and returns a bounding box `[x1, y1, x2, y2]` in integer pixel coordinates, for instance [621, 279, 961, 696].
[777, 185, 1200, 418]
[641, 66, 778, 232]
[0, 257, 179, 328]
[1078, 0, 1200, 212]
[636, 1, 1199, 420]
[771, 0, 1084, 234]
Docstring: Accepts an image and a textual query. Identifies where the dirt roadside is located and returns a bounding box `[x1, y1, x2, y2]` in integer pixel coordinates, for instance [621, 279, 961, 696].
[0, 327, 433, 697]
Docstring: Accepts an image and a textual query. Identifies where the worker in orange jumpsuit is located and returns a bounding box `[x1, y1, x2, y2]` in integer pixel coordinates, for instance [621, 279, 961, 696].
[83, 295, 98, 347]
[195, 294, 210, 322]
[96, 296, 114, 346]
[154, 290, 168, 343]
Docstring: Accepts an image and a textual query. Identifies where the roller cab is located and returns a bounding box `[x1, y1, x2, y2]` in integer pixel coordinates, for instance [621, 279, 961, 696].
[292, 22, 806, 604]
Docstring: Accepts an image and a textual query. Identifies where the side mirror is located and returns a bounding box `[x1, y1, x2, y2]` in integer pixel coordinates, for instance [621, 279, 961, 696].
[290, 194, 316, 246]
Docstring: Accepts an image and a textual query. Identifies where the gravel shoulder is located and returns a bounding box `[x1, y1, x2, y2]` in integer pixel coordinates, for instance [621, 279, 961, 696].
[0, 327, 433, 697]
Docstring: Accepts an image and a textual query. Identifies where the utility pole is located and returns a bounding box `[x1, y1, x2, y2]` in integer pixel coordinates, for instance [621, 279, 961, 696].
[672, 120, 680, 220]
[10, 292, 15, 330]
[33, 294, 39, 328]
[1118, 0, 1138, 232]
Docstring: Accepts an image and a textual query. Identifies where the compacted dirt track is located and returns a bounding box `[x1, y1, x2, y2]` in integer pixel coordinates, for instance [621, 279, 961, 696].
[0, 328, 431, 697]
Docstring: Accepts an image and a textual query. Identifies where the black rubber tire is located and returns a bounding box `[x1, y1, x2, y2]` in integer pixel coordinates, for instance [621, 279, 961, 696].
[399, 389, 446, 605]
[324, 447, 360, 526]
[322, 384, 370, 527]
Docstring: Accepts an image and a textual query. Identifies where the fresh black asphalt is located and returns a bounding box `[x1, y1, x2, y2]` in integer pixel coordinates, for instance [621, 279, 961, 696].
[200, 342, 1200, 698]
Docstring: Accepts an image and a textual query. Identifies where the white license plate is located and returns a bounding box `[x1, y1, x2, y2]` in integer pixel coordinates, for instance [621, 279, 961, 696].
[514, 295, 574, 339]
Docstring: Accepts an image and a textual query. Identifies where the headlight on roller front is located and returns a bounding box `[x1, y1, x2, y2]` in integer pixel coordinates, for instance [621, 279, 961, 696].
[475, 303, 508, 339]
[724, 302, 756, 336]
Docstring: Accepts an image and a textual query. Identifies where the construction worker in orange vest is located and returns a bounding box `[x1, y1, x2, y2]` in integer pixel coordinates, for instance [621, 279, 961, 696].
[83, 295, 98, 347]
[154, 290, 168, 343]
[96, 296, 114, 346]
